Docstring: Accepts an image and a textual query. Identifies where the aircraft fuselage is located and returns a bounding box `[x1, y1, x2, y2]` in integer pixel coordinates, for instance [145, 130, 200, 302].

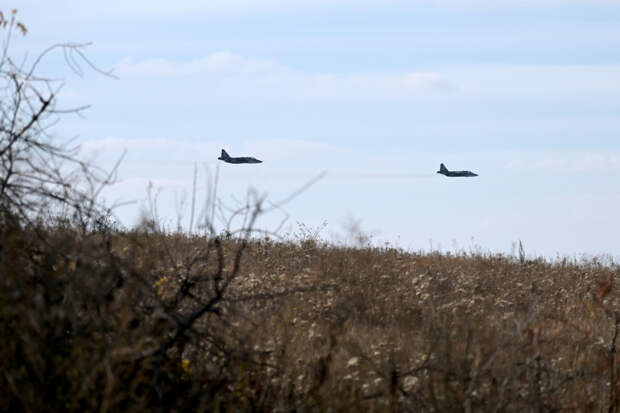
[437, 163, 478, 177]
[218, 149, 262, 164]
[220, 156, 262, 164]
[438, 170, 478, 177]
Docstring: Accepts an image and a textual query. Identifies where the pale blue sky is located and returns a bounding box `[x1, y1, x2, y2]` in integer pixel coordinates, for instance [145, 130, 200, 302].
[10, 1, 620, 258]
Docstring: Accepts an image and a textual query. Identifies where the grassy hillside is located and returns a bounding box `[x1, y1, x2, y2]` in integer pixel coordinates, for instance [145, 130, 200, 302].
[2, 8, 617, 412]
[1, 223, 619, 412]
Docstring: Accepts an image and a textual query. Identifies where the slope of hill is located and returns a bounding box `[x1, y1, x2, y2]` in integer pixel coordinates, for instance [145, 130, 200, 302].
[2, 225, 619, 411]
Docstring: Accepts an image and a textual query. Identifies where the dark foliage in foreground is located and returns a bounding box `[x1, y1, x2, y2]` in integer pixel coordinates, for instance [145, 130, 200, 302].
[1, 221, 619, 412]
[2, 8, 619, 412]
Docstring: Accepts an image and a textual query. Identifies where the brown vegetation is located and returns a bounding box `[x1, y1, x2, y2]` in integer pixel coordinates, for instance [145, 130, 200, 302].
[2, 8, 618, 412]
[1, 223, 619, 412]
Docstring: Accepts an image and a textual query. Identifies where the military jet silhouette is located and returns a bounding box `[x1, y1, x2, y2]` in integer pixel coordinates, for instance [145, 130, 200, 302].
[218, 149, 262, 164]
[437, 163, 478, 177]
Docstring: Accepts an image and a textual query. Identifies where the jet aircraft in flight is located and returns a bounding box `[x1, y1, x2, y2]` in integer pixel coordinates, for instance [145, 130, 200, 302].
[437, 163, 478, 177]
[218, 149, 262, 164]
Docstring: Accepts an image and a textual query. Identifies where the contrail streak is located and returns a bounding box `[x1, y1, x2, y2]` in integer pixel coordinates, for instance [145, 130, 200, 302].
[330, 172, 437, 179]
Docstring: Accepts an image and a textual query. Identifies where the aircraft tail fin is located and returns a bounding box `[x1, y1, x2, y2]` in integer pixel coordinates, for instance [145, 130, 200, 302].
[439, 163, 448, 173]
[220, 149, 230, 159]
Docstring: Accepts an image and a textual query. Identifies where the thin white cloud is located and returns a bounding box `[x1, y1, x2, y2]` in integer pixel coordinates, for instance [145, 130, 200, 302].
[115, 52, 455, 102]
[506, 153, 620, 172]
[449, 64, 620, 99]
[116, 52, 283, 76]
[114, 53, 620, 104]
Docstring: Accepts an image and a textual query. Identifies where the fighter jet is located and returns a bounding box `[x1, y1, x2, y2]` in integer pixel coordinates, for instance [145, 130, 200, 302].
[437, 163, 478, 177]
[218, 149, 262, 164]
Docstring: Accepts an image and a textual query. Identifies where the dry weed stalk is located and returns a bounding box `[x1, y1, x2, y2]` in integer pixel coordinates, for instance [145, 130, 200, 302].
[4, 8, 620, 412]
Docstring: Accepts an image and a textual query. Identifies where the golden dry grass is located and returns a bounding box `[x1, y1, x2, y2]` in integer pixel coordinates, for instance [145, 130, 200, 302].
[2, 225, 619, 411]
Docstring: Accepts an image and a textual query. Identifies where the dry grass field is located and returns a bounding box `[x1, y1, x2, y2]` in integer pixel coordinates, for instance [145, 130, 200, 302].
[2, 221, 619, 412]
[3, 7, 619, 412]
